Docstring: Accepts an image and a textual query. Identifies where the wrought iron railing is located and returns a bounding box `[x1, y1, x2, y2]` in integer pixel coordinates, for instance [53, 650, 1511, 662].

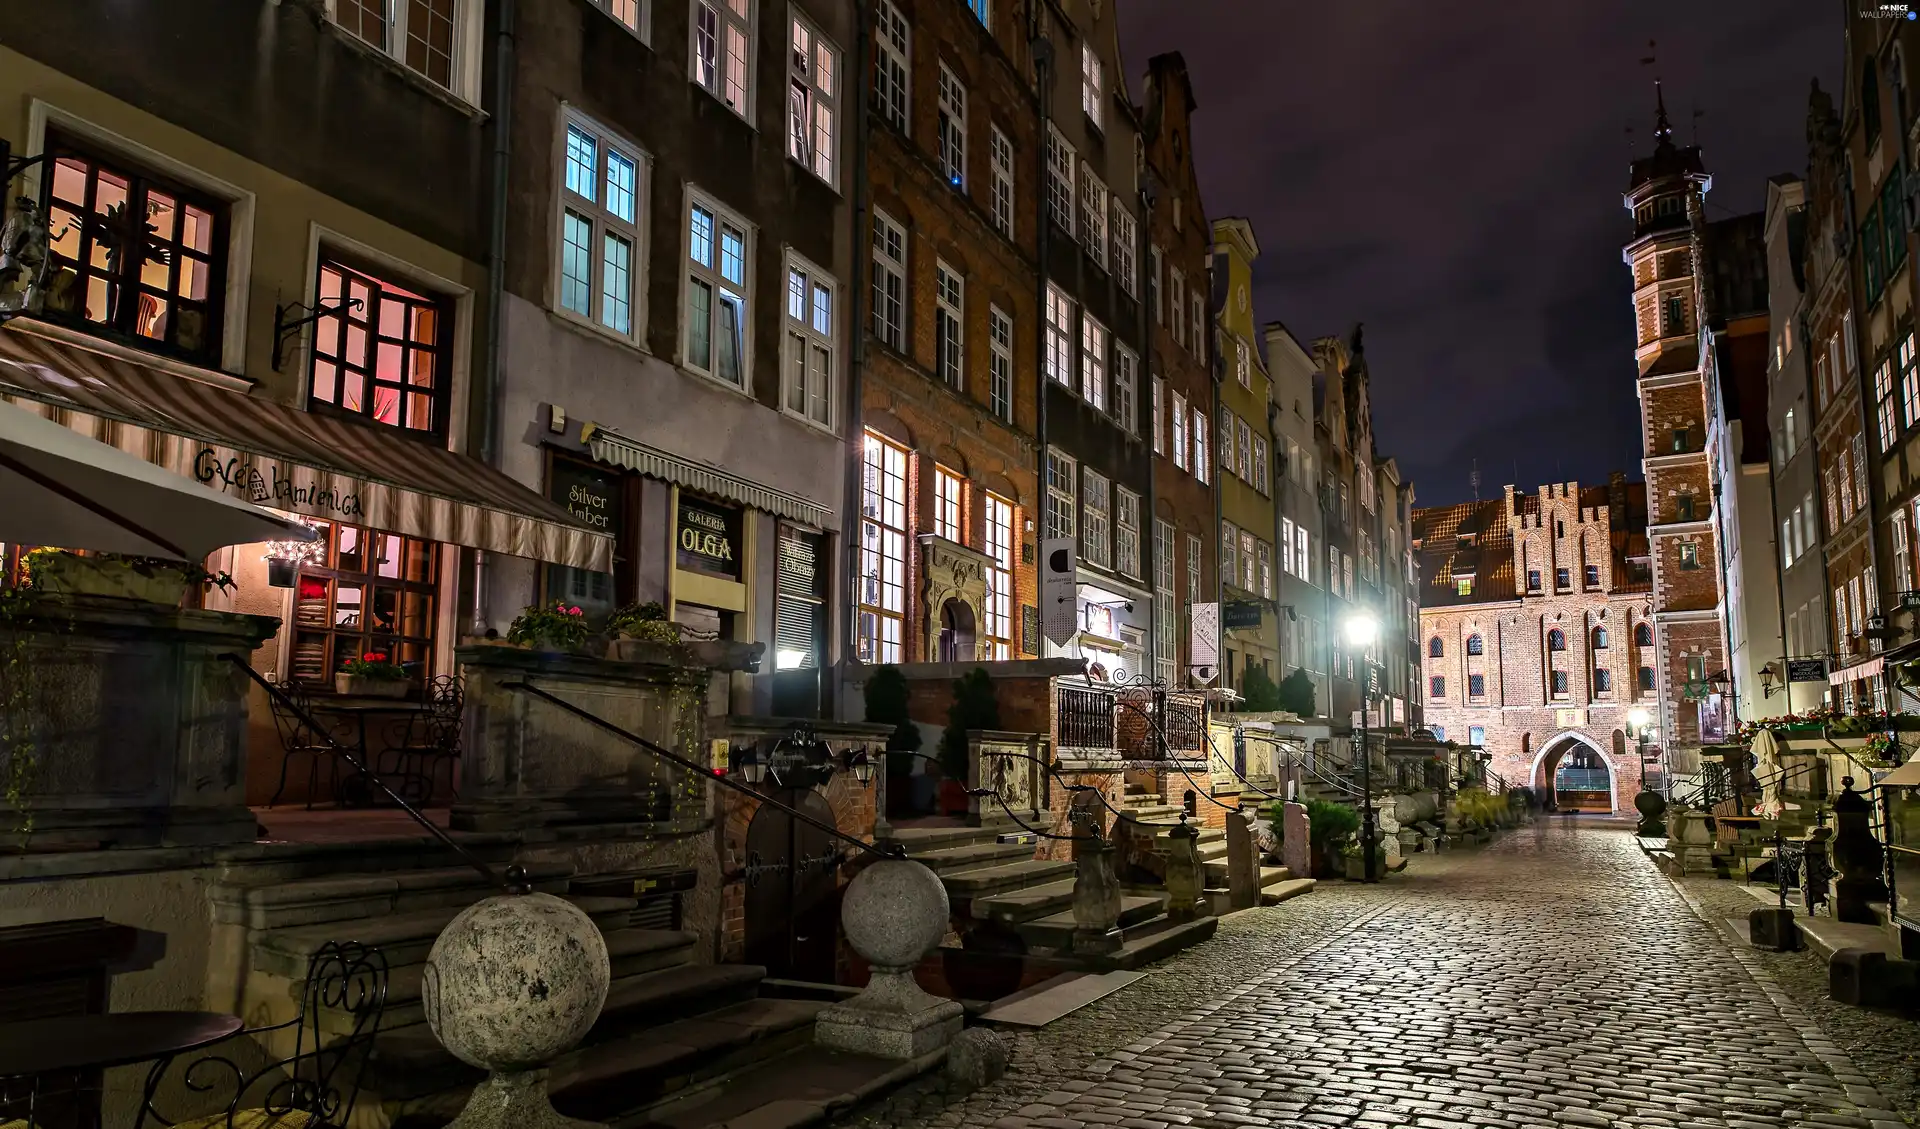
[1056, 681, 1116, 751]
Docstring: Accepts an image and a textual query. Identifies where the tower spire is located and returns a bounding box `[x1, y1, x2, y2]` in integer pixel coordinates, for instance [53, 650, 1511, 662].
[1654, 79, 1673, 143]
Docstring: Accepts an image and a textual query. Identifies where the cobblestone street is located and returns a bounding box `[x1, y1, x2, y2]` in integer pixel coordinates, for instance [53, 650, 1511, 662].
[831, 822, 1919, 1129]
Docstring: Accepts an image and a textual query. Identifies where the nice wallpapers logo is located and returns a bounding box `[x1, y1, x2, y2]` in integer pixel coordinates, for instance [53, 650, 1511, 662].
[1865, 3, 1917, 18]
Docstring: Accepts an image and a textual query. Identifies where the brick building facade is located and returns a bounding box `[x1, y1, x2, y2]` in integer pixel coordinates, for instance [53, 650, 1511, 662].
[857, 0, 1041, 670]
[1416, 478, 1655, 813]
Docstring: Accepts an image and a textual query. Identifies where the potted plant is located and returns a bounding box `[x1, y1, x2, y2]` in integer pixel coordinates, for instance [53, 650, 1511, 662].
[1303, 798, 1359, 879]
[335, 651, 410, 698]
[25, 549, 234, 606]
[507, 601, 592, 654]
[937, 667, 1001, 817]
[606, 601, 684, 662]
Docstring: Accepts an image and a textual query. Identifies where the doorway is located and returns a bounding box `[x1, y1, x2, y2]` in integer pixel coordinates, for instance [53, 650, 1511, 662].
[742, 789, 842, 982]
[938, 598, 976, 663]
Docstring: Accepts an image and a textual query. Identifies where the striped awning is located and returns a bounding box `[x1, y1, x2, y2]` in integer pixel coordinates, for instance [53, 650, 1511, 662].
[585, 424, 832, 527]
[1830, 656, 1885, 686]
[0, 327, 612, 571]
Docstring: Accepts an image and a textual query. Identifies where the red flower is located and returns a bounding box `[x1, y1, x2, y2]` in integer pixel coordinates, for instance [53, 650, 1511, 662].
[363, 651, 387, 662]
[569, 606, 583, 616]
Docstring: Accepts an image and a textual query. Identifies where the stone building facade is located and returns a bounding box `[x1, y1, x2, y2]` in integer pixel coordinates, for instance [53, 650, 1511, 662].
[1213, 218, 1279, 695]
[1265, 324, 1329, 712]
[1416, 479, 1656, 813]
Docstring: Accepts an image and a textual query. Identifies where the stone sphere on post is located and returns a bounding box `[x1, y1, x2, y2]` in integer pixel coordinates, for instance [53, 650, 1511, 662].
[424, 891, 611, 1129]
[841, 856, 950, 970]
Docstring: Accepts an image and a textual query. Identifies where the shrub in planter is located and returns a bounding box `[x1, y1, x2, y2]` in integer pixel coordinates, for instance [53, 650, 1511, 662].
[25, 549, 234, 606]
[507, 601, 592, 653]
[1303, 798, 1359, 879]
[606, 601, 687, 660]
[336, 651, 410, 698]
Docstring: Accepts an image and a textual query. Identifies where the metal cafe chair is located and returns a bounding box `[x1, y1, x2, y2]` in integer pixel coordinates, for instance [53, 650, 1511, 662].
[391, 674, 464, 804]
[262, 676, 351, 810]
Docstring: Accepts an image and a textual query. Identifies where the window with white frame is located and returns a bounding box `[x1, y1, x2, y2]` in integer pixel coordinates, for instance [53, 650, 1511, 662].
[964, 0, 988, 26]
[1236, 417, 1252, 482]
[1252, 436, 1268, 495]
[1903, 333, 1920, 429]
[858, 432, 908, 663]
[587, 0, 647, 38]
[1241, 530, 1256, 592]
[1193, 407, 1209, 483]
[1113, 344, 1137, 434]
[1081, 314, 1108, 409]
[934, 465, 964, 543]
[935, 260, 964, 389]
[1234, 338, 1250, 387]
[1111, 202, 1137, 296]
[1295, 524, 1310, 586]
[1257, 540, 1272, 598]
[1116, 488, 1141, 578]
[334, 0, 468, 93]
[1151, 377, 1164, 453]
[1187, 533, 1202, 605]
[787, 15, 838, 185]
[989, 126, 1015, 239]
[938, 65, 967, 189]
[692, 0, 753, 120]
[1169, 268, 1186, 347]
[989, 305, 1013, 422]
[872, 209, 906, 351]
[1082, 469, 1111, 569]
[1045, 284, 1075, 386]
[1082, 41, 1104, 130]
[984, 493, 1014, 658]
[1149, 245, 1164, 324]
[1191, 293, 1206, 362]
[1171, 390, 1188, 470]
[783, 255, 834, 427]
[1080, 168, 1108, 270]
[1154, 520, 1177, 685]
[556, 111, 643, 339]
[1896, 509, 1914, 595]
[1219, 406, 1236, 477]
[1047, 126, 1075, 233]
[1281, 517, 1296, 575]
[1221, 521, 1237, 592]
[1047, 449, 1077, 541]
[873, 1, 910, 134]
[685, 191, 750, 386]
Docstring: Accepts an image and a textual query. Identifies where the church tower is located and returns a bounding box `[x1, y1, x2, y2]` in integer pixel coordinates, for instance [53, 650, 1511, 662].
[1622, 82, 1729, 762]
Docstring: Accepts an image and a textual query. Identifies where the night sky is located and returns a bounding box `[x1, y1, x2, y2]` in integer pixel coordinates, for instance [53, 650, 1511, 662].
[1118, 1, 1841, 507]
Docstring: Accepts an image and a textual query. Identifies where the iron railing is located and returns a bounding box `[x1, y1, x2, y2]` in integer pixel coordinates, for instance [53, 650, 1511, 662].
[1056, 682, 1116, 751]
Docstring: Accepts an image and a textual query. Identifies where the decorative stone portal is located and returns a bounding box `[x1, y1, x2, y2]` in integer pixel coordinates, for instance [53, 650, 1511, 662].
[919, 534, 991, 663]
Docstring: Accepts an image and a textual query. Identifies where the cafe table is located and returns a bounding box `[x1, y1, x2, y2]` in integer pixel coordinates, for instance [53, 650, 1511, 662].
[308, 698, 432, 807]
[0, 1011, 244, 1127]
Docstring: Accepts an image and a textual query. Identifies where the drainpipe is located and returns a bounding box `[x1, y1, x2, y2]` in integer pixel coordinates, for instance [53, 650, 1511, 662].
[1031, 27, 1053, 655]
[473, 0, 516, 635]
[1138, 173, 1155, 680]
[841, 0, 872, 721]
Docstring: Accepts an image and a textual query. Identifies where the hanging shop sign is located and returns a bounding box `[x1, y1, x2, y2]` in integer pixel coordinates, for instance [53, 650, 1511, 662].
[1786, 657, 1828, 684]
[677, 496, 742, 579]
[548, 458, 620, 534]
[1222, 600, 1263, 630]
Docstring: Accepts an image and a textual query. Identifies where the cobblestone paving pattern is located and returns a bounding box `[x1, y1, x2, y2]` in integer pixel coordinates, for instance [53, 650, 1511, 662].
[829, 821, 1916, 1129]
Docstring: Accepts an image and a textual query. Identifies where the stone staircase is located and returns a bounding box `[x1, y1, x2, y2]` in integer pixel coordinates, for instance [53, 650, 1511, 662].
[209, 852, 830, 1129]
[1116, 784, 1314, 912]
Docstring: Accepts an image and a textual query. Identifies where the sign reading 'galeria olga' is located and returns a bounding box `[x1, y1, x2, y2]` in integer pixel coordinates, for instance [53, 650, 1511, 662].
[677, 496, 741, 578]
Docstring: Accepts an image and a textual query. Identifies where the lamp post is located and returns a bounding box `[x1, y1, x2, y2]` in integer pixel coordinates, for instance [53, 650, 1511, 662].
[1345, 610, 1381, 883]
[1628, 707, 1652, 788]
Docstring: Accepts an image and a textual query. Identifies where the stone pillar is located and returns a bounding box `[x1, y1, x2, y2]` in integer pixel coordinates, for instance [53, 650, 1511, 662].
[1163, 821, 1206, 923]
[816, 859, 962, 1059]
[1225, 810, 1259, 910]
[1070, 836, 1123, 953]
[1281, 802, 1312, 880]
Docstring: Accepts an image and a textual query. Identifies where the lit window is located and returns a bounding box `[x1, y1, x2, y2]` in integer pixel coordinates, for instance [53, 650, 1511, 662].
[989, 305, 1014, 422]
[936, 261, 964, 389]
[1152, 378, 1165, 453]
[1192, 407, 1209, 483]
[1081, 167, 1109, 270]
[1046, 284, 1076, 387]
[989, 126, 1015, 239]
[1154, 521, 1177, 685]
[1081, 314, 1108, 409]
[1082, 468, 1111, 569]
[938, 65, 967, 189]
[857, 432, 909, 664]
[587, 0, 646, 35]
[964, 0, 988, 26]
[684, 191, 751, 387]
[334, 0, 464, 92]
[556, 113, 644, 340]
[984, 494, 1015, 658]
[783, 256, 835, 428]
[1257, 540, 1272, 598]
[787, 15, 839, 185]
[1281, 517, 1296, 576]
[310, 258, 449, 434]
[1111, 202, 1137, 296]
[1241, 530, 1256, 592]
[1171, 391, 1188, 470]
[873, 1, 910, 134]
[1082, 41, 1104, 130]
[1679, 542, 1700, 570]
[1187, 534, 1202, 605]
[1237, 418, 1253, 482]
[692, 0, 754, 120]
[1878, 357, 1898, 451]
[1047, 449, 1077, 542]
[934, 465, 964, 543]
[1112, 344, 1137, 435]
[1252, 437, 1269, 495]
[1047, 126, 1075, 233]
[1455, 577, 1472, 596]
[1235, 338, 1250, 387]
[871, 209, 906, 350]
[1116, 488, 1141, 579]
[289, 522, 441, 688]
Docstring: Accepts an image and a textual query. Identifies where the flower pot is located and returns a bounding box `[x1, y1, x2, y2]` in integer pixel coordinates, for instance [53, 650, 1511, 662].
[612, 637, 683, 664]
[335, 674, 410, 699]
[31, 554, 188, 605]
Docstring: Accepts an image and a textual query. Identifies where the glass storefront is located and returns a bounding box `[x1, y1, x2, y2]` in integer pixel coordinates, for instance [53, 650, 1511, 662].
[289, 521, 440, 685]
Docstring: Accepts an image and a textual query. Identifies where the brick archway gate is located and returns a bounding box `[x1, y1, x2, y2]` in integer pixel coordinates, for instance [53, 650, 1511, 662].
[1528, 731, 1620, 813]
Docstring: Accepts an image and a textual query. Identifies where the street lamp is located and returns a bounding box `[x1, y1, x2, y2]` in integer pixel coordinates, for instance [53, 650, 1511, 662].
[1627, 706, 1652, 788]
[1344, 610, 1381, 883]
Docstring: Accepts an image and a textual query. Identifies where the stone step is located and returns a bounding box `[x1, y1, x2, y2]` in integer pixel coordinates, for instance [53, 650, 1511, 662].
[940, 859, 1077, 902]
[1014, 894, 1171, 950]
[885, 823, 1013, 853]
[1096, 915, 1218, 969]
[371, 962, 772, 1096]
[210, 862, 576, 931]
[1118, 805, 1183, 823]
[1261, 878, 1315, 905]
[251, 894, 641, 979]
[300, 926, 696, 1034]
[971, 879, 1077, 926]
[908, 839, 1038, 873]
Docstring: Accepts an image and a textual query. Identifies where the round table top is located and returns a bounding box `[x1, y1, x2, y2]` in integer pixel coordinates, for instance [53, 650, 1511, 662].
[0, 1011, 243, 1077]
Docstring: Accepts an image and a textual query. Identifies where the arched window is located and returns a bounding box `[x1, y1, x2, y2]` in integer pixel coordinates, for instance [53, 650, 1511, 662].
[1466, 634, 1484, 656]
[1635, 622, 1653, 647]
[1429, 636, 1444, 659]
[1593, 627, 1609, 650]
[1864, 57, 1883, 142]
[1547, 628, 1566, 652]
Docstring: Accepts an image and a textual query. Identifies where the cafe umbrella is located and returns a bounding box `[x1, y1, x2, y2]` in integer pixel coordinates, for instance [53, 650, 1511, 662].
[0, 397, 312, 561]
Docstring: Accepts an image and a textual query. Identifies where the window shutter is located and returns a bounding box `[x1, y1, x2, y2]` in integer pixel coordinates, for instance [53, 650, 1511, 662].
[775, 528, 822, 667]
